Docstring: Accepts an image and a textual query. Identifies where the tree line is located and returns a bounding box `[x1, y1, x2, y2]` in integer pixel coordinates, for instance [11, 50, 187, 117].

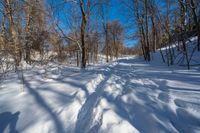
[0, 0, 199, 71]
[124, 0, 200, 69]
[0, 0, 128, 71]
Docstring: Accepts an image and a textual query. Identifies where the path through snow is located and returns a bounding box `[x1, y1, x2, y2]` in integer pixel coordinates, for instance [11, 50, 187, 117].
[0, 56, 200, 133]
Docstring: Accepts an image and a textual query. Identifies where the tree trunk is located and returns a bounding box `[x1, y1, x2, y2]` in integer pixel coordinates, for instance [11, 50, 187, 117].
[144, 0, 151, 61]
[190, 0, 200, 51]
[77, 51, 79, 67]
[81, 21, 86, 68]
[106, 28, 109, 62]
[79, 0, 90, 68]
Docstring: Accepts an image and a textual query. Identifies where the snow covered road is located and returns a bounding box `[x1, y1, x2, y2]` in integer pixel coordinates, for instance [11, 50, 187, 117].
[0, 57, 200, 133]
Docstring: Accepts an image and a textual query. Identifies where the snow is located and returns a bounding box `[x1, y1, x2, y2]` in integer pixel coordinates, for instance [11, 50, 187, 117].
[1, 42, 200, 133]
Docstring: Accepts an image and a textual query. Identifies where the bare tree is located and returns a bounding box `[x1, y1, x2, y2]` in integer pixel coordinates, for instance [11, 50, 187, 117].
[179, 0, 190, 69]
[106, 21, 123, 59]
[188, 0, 200, 51]
[99, 0, 110, 62]
[79, 0, 91, 68]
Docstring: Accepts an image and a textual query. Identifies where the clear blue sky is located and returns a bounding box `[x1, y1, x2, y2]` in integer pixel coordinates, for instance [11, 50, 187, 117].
[47, 0, 138, 47]
[109, 0, 138, 47]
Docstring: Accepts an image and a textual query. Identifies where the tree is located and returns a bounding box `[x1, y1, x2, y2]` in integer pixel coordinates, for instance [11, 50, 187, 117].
[24, 0, 47, 64]
[106, 21, 123, 59]
[188, 0, 200, 51]
[130, 0, 151, 61]
[79, 0, 91, 68]
[3, 0, 22, 68]
[86, 31, 100, 64]
[99, 0, 110, 62]
[179, 0, 190, 69]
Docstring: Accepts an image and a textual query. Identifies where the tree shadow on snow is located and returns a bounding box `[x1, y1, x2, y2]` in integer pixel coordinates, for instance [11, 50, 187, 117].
[74, 72, 111, 133]
[98, 58, 200, 133]
[11, 57, 200, 133]
[23, 78, 66, 133]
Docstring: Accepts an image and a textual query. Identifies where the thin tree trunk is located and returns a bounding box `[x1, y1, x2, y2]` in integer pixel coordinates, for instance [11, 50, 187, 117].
[144, 0, 150, 61]
[190, 0, 200, 51]
[79, 0, 90, 68]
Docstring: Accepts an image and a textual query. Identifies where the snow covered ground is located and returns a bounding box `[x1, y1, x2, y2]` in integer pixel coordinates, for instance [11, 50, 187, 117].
[0, 54, 200, 133]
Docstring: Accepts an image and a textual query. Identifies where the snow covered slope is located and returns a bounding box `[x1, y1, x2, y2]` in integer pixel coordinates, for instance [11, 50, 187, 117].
[0, 53, 200, 132]
[158, 36, 200, 67]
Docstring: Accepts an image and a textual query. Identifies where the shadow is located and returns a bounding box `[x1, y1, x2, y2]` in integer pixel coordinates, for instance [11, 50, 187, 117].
[75, 73, 110, 133]
[3, 56, 199, 133]
[40, 86, 77, 107]
[23, 78, 65, 133]
[0, 111, 20, 133]
[176, 108, 200, 128]
[96, 58, 200, 133]
[45, 76, 90, 98]
[158, 92, 170, 103]
[31, 57, 200, 132]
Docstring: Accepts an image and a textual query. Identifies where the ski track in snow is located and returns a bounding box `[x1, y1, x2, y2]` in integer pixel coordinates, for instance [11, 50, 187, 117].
[0, 57, 200, 133]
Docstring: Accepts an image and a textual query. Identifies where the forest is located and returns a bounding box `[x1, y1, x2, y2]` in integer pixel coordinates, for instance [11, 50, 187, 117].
[0, 0, 199, 70]
[0, 0, 200, 133]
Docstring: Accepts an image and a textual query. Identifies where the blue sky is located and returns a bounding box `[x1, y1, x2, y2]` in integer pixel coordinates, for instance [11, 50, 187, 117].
[47, 0, 138, 47]
[107, 0, 139, 47]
